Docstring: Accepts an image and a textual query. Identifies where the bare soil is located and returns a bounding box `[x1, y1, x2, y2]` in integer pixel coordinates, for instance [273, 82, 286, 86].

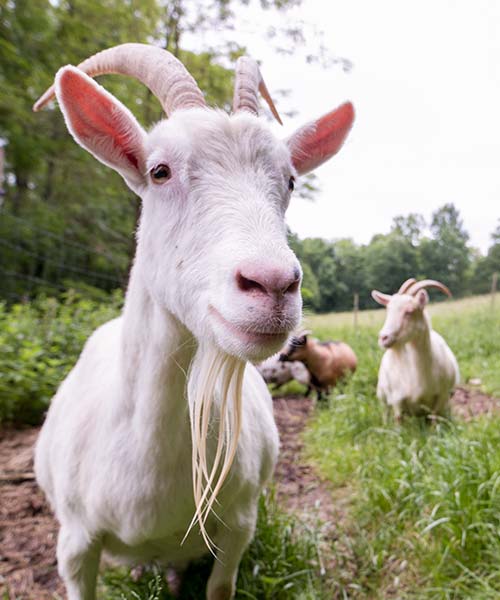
[450, 384, 500, 420]
[0, 385, 498, 598]
[0, 429, 62, 599]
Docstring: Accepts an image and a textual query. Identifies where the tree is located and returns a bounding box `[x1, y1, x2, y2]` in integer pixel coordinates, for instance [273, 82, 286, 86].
[419, 203, 471, 296]
[331, 238, 369, 309]
[470, 219, 500, 294]
[365, 232, 419, 298]
[0, 0, 306, 301]
[391, 213, 426, 246]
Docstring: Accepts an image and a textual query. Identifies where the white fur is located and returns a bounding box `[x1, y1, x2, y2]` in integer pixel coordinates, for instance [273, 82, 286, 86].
[35, 78, 304, 599]
[257, 355, 311, 388]
[375, 292, 460, 420]
[35, 60, 353, 599]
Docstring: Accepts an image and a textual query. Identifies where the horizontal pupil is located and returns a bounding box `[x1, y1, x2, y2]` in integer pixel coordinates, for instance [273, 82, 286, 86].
[154, 168, 169, 178]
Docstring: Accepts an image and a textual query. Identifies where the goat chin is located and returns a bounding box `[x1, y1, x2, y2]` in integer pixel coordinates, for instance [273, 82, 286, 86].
[185, 341, 246, 552]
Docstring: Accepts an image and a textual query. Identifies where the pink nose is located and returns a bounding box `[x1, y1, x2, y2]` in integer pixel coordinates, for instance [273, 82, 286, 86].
[379, 333, 393, 347]
[236, 262, 301, 298]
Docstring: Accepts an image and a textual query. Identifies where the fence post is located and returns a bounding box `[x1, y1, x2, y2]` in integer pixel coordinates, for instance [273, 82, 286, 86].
[491, 272, 498, 310]
[353, 292, 359, 331]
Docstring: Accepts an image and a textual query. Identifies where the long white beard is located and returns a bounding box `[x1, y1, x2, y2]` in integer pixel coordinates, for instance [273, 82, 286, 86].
[183, 341, 246, 553]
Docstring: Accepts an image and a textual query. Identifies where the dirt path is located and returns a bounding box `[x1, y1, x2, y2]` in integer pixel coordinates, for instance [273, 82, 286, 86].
[0, 397, 332, 599]
[0, 429, 62, 599]
[0, 386, 498, 598]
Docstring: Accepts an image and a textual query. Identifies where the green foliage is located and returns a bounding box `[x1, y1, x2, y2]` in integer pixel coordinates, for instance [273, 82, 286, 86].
[0, 291, 122, 424]
[292, 204, 495, 314]
[305, 295, 500, 597]
[2, 0, 303, 303]
[470, 219, 500, 295]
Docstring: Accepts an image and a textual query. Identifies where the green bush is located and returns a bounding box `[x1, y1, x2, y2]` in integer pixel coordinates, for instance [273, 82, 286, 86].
[0, 290, 122, 425]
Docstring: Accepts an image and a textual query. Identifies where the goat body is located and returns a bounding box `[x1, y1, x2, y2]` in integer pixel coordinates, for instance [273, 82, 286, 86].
[280, 333, 357, 397]
[372, 279, 459, 420]
[33, 44, 354, 600]
[377, 327, 459, 419]
[257, 355, 311, 390]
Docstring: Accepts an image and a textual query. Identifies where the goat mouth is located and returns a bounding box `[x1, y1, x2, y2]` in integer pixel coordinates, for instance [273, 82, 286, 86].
[379, 338, 395, 349]
[208, 306, 289, 346]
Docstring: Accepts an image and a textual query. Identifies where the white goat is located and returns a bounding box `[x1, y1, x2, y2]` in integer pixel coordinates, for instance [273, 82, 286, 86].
[33, 43, 354, 600]
[372, 278, 459, 421]
[257, 355, 311, 392]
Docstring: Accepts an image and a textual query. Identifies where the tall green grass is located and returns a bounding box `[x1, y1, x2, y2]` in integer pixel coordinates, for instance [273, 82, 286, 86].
[305, 294, 500, 598]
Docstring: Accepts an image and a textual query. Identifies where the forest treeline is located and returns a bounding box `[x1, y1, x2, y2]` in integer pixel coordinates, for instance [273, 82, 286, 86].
[290, 206, 500, 312]
[1, 1, 498, 312]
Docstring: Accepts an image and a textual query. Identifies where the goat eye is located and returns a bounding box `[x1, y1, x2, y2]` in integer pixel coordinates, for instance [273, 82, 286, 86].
[150, 164, 171, 184]
[288, 176, 295, 192]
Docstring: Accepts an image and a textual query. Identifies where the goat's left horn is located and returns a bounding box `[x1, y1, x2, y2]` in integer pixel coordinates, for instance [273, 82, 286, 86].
[407, 279, 452, 297]
[33, 43, 206, 116]
[232, 56, 282, 125]
[398, 278, 417, 294]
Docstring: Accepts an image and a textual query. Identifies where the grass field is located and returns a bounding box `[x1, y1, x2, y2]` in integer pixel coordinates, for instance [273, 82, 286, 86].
[304, 293, 500, 598]
[99, 294, 500, 599]
[5, 294, 499, 598]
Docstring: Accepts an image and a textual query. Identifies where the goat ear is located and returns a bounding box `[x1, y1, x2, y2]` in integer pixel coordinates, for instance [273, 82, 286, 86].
[416, 289, 429, 308]
[287, 102, 354, 175]
[55, 66, 147, 192]
[371, 290, 391, 306]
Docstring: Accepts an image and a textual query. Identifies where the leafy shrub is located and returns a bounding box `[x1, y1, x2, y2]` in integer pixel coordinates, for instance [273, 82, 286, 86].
[0, 290, 122, 425]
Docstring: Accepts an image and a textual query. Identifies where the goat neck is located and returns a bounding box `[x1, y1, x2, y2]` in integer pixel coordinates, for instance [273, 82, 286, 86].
[407, 310, 432, 355]
[120, 260, 194, 440]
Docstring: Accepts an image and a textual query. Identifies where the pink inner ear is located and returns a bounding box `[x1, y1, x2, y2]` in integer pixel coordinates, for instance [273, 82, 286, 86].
[59, 69, 139, 170]
[291, 102, 354, 174]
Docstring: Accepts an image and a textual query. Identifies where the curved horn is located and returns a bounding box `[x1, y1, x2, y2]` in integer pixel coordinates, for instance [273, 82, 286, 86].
[33, 43, 206, 116]
[232, 56, 282, 125]
[398, 278, 417, 294]
[407, 279, 452, 298]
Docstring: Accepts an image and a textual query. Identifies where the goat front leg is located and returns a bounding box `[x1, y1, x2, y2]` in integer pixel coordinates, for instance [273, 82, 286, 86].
[206, 511, 257, 600]
[57, 525, 102, 600]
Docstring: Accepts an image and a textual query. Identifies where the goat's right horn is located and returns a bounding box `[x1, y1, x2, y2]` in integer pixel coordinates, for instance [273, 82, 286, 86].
[407, 279, 452, 297]
[33, 43, 206, 116]
[398, 278, 417, 294]
[232, 56, 283, 125]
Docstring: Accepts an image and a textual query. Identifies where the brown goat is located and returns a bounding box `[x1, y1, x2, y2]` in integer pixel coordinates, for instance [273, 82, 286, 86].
[279, 331, 357, 399]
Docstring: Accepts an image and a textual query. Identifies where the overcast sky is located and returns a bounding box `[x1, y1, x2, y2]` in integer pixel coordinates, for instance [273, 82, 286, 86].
[188, 0, 500, 254]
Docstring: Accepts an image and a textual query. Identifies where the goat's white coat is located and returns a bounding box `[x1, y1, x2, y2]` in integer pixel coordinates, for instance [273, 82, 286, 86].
[375, 293, 460, 419]
[35, 87, 301, 600]
[34, 62, 353, 600]
[257, 355, 311, 387]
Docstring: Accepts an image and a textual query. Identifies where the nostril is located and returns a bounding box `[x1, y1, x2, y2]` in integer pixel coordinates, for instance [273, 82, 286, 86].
[285, 278, 300, 295]
[236, 272, 267, 294]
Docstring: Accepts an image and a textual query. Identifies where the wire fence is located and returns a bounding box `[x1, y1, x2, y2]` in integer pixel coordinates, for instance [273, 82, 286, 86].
[0, 209, 129, 302]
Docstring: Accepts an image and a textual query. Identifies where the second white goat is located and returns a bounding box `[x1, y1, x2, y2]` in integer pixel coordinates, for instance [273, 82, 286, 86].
[257, 355, 312, 393]
[372, 278, 459, 420]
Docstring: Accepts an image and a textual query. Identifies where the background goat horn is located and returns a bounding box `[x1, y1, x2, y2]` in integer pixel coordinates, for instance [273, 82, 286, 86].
[407, 279, 452, 297]
[398, 278, 417, 294]
[232, 56, 283, 125]
[33, 43, 206, 116]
